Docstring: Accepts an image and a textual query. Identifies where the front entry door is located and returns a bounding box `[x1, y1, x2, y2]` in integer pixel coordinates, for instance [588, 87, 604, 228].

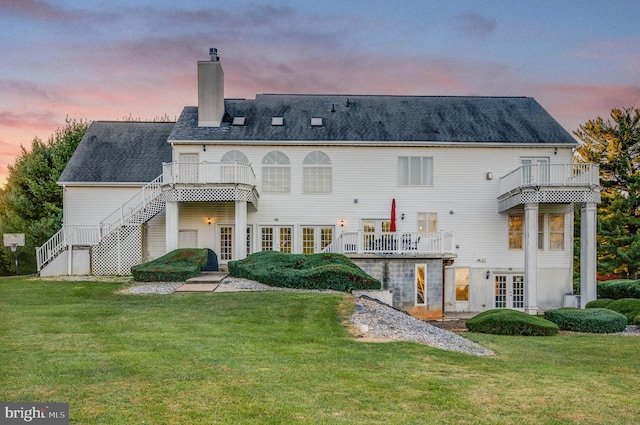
[495, 274, 524, 310]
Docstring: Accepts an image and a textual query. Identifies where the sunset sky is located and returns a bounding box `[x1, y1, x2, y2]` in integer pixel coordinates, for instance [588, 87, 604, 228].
[1, 0, 639, 186]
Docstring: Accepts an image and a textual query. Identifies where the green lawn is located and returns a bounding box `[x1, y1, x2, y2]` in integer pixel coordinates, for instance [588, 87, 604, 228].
[1, 277, 639, 424]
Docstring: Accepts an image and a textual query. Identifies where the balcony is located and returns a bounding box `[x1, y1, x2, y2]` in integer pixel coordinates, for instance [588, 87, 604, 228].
[498, 163, 600, 212]
[323, 231, 455, 257]
[162, 161, 259, 208]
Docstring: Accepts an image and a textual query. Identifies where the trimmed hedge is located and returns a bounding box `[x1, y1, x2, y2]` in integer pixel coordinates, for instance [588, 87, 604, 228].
[604, 298, 640, 323]
[597, 279, 640, 300]
[585, 298, 615, 309]
[466, 309, 559, 336]
[131, 248, 209, 282]
[228, 251, 380, 292]
[544, 308, 627, 333]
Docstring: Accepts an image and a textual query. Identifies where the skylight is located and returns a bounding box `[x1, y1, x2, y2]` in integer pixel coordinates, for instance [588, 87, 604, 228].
[310, 117, 323, 127]
[232, 116, 246, 126]
[271, 117, 284, 126]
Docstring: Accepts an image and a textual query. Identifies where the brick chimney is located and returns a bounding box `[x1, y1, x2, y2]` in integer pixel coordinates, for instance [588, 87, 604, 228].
[197, 48, 224, 127]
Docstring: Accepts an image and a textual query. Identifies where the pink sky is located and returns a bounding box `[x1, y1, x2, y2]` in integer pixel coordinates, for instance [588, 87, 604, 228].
[1, 1, 639, 186]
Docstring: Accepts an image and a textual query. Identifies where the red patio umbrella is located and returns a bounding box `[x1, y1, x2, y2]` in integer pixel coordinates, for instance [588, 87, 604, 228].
[390, 198, 397, 232]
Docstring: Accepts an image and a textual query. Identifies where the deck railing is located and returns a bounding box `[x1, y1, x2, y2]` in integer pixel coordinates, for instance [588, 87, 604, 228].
[162, 161, 256, 186]
[499, 163, 599, 196]
[99, 174, 164, 237]
[36, 225, 100, 271]
[323, 231, 454, 255]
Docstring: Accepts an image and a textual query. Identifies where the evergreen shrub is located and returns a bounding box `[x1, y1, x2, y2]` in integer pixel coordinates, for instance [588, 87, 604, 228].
[597, 279, 640, 299]
[544, 308, 627, 333]
[585, 298, 615, 309]
[604, 298, 640, 322]
[228, 251, 380, 292]
[131, 248, 208, 282]
[466, 309, 559, 336]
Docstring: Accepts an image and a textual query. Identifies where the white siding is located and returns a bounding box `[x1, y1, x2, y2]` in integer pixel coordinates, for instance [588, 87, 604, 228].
[63, 186, 143, 226]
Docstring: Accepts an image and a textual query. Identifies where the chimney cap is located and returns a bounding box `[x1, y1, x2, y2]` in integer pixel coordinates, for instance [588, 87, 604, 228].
[209, 47, 219, 61]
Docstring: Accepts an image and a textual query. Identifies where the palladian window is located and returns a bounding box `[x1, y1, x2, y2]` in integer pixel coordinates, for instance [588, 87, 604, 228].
[262, 151, 290, 192]
[303, 151, 332, 193]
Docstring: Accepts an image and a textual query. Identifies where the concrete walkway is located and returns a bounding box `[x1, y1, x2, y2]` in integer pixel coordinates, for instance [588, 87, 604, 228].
[174, 272, 229, 293]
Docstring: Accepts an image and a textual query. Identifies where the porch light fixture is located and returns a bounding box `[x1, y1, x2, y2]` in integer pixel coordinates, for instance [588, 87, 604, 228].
[554, 147, 558, 155]
[207, 217, 211, 225]
[401, 213, 405, 220]
[486, 271, 490, 279]
[340, 220, 345, 227]
[202, 144, 206, 152]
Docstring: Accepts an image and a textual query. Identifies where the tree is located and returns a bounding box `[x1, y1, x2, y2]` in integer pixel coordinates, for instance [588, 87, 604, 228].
[574, 107, 640, 278]
[0, 118, 88, 275]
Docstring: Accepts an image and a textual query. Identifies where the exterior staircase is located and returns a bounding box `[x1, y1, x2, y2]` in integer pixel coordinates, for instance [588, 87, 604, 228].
[36, 175, 166, 274]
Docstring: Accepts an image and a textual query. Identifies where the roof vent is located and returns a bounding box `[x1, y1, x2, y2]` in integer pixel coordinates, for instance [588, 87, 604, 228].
[209, 47, 219, 61]
[232, 116, 246, 126]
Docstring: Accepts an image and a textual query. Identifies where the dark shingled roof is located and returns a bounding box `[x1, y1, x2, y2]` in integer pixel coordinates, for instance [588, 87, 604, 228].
[59, 121, 174, 183]
[169, 94, 576, 144]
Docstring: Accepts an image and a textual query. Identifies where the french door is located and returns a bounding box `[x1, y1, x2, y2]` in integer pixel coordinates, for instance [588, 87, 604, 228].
[521, 158, 549, 184]
[495, 274, 524, 310]
[179, 153, 199, 183]
[301, 226, 334, 253]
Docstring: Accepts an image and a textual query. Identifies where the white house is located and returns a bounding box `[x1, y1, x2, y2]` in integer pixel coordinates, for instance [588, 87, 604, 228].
[37, 48, 600, 318]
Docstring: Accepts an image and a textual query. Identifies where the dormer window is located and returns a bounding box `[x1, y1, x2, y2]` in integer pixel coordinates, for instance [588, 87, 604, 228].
[310, 117, 323, 127]
[232, 116, 246, 126]
[271, 117, 284, 126]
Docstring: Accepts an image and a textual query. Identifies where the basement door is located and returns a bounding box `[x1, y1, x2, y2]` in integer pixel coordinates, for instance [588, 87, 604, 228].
[494, 274, 524, 310]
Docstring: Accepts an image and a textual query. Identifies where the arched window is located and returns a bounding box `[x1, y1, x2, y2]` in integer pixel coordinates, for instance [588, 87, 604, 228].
[262, 151, 290, 192]
[221, 150, 249, 164]
[303, 151, 332, 193]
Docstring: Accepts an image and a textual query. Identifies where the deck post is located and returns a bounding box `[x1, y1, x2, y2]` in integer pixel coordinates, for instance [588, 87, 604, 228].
[524, 202, 539, 314]
[580, 202, 597, 308]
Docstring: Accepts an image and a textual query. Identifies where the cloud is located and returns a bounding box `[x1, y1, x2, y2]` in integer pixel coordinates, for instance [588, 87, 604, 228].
[0, 110, 58, 130]
[0, 0, 79, 21]
[459, 12, 497, 37]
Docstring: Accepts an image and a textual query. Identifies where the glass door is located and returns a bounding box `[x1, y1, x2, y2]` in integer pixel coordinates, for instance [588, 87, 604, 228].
[495, 274, 525, 310]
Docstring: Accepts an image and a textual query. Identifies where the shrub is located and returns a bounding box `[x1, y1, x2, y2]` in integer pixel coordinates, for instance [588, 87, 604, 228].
[131, 248, 209, 282]
[466, 309, 559, 336]
[544, 308, 627, 333]
[597, 279, 640, 300]
[604, 298, 640, 322]
[585, 298, 614, 309]
[228, 251, 380, 292]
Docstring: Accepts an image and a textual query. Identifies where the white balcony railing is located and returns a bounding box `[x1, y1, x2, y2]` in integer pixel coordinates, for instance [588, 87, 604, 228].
[36, 225, 100, 271]
[162, 161, 256, 186]
[323, 231, 455, 255]
[499, 163, 599, 196]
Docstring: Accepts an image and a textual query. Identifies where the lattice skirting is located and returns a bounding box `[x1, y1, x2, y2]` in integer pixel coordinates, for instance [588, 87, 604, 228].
[92, 226, 142, 275]
[164, 187, 258, 207]
[499, 189, 601, 211]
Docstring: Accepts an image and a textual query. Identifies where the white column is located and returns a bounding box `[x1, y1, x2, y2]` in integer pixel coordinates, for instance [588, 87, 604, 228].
[524, 203, 538, 315]
[234, 200, 247, 260]
[580, 202, 597, 308]
[165, 201, 179, 253]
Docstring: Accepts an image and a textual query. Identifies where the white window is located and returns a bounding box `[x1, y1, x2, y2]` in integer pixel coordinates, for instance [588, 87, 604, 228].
[261, 226, 293, 253]
[302, 226, 334, 254]
[303, 151, 332, 193]
[221, 150, 249, 164]
[415, 264, 427, 305]
[262, 151, 290, 192]
[549, 214, 565, 250]
[219, 226, 233, 261]
[521, 157, 549, 184]
[509, 213, 565, 251]
[455, 267, 469, 302]
[398, 157, 433, 186]
[417, 212, 437, 233]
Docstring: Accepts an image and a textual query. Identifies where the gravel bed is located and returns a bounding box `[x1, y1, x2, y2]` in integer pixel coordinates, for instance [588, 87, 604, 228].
[350, 297, 495, 356]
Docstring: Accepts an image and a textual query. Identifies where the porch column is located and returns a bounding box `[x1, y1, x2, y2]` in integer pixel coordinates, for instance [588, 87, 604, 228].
[580, 202, 597, 308]
[234, 200, 247, 260]
[524, 202, 538, 314]
[165, 201, 179, 252]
